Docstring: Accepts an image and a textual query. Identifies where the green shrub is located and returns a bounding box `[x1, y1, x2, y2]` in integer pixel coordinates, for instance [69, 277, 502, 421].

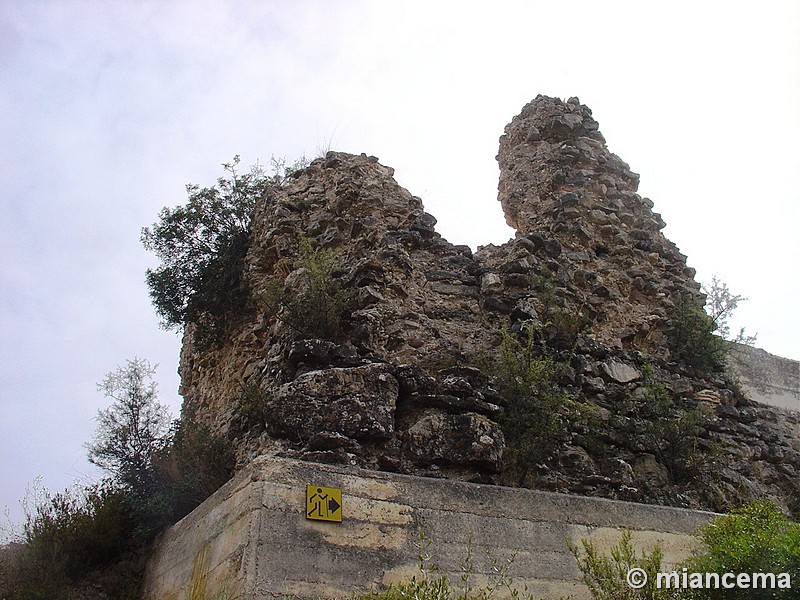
[494, 325, 570, 486]
[85, 359, 235, 544]
[684, 500, 800, 599]
[570, 500, 799, 600]
[267, 237, 355, 341]
[637, 370, 717, 485]
[11, 481, 137, 600]
[667, 277, 756, 376]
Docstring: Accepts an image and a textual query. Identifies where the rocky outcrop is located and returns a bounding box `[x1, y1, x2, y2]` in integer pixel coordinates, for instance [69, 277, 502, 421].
[177, 96, 800, 516]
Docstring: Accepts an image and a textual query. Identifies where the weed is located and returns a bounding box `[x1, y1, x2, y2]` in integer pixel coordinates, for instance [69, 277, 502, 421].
[232, 383, 270, 434]
[355, 527, 549, 600]
[568, 530, 678, 600]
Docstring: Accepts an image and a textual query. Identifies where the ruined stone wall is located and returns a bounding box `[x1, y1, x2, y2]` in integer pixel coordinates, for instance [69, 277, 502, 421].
[142, 457, 712, 600]
[178, 151, 506, 479]
[176, 96, 800, 518]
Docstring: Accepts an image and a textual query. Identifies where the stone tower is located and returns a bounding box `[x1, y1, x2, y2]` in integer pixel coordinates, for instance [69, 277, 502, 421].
[493, 95, 701, 350]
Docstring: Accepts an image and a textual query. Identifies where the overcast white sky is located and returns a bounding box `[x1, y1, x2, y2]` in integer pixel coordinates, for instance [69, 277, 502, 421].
[1, 1, 798, 532]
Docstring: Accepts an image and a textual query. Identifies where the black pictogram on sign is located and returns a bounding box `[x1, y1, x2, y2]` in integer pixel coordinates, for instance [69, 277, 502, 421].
[306, 485, 342, 522]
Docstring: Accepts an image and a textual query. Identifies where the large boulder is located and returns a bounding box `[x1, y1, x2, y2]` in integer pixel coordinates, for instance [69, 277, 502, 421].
[265, 363, 398, 443]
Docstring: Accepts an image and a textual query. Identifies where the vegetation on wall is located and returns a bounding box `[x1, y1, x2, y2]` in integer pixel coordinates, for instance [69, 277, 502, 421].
[231, 382, 271, 437]
[266, 237, 355, 341]
[141, 155, 308, 345]
[668, 277, 756, 376]
[637, 369, 717, 485]
[529, 267, 589, 350]
[493, 324, 571, 487]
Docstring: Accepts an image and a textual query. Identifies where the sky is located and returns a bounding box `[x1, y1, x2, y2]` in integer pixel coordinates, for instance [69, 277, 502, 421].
[1, 0, 798, 534]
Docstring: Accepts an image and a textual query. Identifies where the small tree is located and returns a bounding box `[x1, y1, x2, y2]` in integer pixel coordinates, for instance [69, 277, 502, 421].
[141, 156, 269, 334]
[86, 358, 171, 492]
[141, 155, 309, 340]
[669, 277, 756, 375]
[702, 275, 757, 346]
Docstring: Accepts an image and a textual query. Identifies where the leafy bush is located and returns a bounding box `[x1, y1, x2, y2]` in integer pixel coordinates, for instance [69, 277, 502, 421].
[10, 481, 138, 600]
[267, 237, 355, 341]
[684, 499, 800, 599]
[86, 359, 234, 543]
[356, 574, 458, 600]
[494, 325, 570, 486]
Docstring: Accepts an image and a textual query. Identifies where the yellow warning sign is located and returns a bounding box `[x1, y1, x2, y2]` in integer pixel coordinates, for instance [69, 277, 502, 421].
[306, 485, 342, 522]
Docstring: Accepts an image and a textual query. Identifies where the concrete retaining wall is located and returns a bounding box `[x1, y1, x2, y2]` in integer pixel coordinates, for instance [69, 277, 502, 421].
[730, 344, 800, 412]
[143, 456, 715, 599]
